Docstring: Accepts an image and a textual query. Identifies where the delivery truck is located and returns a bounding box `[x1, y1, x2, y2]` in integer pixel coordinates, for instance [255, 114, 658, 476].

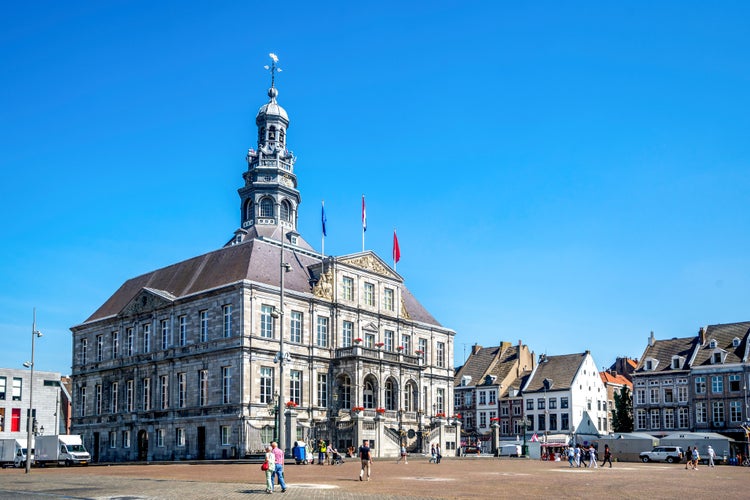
[0, 438, 34, 468]
[35, 435, 90, 466]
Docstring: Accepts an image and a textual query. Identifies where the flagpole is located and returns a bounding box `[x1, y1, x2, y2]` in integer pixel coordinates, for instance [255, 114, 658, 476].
[361, 195, 366, 252]
[393, 228, 397, 272]
[321, 200, 326, 259]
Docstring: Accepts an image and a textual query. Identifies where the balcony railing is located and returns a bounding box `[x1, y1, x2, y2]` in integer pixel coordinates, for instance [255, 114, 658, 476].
[334, 345, 422, 367]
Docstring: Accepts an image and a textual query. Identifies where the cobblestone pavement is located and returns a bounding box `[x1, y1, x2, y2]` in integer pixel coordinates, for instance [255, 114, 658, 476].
[1, 457, 747, 499]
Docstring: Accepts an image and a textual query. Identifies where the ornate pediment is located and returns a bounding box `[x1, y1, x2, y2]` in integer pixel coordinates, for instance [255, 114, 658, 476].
[362, 322, 378, 333]
[312, 268, 334, 301]
[119, 288, 176, 318]
[339, 253, 399, 280]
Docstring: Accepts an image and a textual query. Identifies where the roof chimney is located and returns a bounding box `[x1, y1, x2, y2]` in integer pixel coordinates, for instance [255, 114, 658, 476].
[648, 331, 655, 347]
[472, 343, 482, 355]
[698, 326, 706, 344]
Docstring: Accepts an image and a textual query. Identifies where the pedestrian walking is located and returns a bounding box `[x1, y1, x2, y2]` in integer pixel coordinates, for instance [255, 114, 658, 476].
[588, 445, 598, 468]
[359, 439, 372, 481]
[691, 447, 700, 470]
[567, 446, 575, 467]
[574, 444, 581, 467]
[317, 439, 326, 465]
[600, 444, 612, 468]
[430, 444, 437, 463]
[685, 446, 692, 469]
[707, 445, 715, 467]
[396, 444, 408, 464]
[263, 444, 276, 494]
[435, 443, 442, 464]
[270, 441, 287, 493]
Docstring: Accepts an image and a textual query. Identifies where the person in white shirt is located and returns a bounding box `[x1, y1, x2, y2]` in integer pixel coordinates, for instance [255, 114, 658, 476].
[707, 445, 716, 467]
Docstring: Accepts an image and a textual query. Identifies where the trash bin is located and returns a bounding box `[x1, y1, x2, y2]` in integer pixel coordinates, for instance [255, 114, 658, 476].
[293, 441, 307, 464]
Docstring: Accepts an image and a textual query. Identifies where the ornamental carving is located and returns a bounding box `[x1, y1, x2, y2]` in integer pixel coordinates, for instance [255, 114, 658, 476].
[400, 298, 410, 319]
[345, 255, 393, 278]
[313, 269, 334, 301]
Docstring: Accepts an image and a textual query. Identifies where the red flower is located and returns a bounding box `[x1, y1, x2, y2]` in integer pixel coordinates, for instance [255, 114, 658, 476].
[376, 408, 386, 414]
[286, 401, 298, 408]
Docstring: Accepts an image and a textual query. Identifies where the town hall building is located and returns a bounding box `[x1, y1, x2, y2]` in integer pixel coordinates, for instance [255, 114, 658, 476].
[70, 60, 457, 462]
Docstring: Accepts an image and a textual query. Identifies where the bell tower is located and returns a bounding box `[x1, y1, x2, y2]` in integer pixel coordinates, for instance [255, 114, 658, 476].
[237, 53, 301, 241]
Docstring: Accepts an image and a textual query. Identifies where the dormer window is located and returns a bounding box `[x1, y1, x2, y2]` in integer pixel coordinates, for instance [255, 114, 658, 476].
[709, 339, 717, 348]
[644, 358, 659, 371]
[732, 337, 741, 348]
[461, 375, 472, 387]
[671, 356, 683, 370]
[712, 350, 725, 364]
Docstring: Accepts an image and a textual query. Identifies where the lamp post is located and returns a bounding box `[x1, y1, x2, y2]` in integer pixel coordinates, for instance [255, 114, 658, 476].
[522, 416, 530, 457]
[272, 222, 292, 453]
[24, 308, 43, 474]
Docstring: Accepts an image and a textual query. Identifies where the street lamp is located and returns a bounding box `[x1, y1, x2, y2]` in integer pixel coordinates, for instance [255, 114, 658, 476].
[522, 415, 531, 457]
[24, 309, 43, 474]
[273, 222, 293, 453]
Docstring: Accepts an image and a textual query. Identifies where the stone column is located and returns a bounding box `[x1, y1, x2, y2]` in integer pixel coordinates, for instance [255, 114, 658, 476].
[284, 409, 297, 454]
[375, 413, 385, 458]
[491, 422, 500, 456]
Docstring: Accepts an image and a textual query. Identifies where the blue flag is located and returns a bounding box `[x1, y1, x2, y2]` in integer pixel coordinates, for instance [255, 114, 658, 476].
[321, 201, 327, 237]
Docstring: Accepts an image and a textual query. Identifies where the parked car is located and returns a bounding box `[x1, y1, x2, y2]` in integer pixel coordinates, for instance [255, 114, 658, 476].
[639, 446, 684, 463]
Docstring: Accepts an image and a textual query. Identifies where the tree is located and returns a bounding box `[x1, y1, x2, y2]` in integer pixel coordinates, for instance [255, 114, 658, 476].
[611, 386, 633, 432]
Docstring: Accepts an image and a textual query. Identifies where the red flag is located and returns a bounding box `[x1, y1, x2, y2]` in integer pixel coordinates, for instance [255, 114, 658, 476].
[393, 230, 401, 264]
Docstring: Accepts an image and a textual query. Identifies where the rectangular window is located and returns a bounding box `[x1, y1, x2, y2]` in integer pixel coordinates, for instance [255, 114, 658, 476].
[342, 321, 353, 347]
[401, 334, 411, 354]
[479, 412, 487, 428]
[79, 386, 87, 417]
[635, 389, 645, 405]
[290, 370, 301, 405]
[290, 311, 302, 343]
[436, 388, 445, 414]
[199, 370, 208, 406]
[678, 407, 689, 428]
[161, 320, 169, 350]
[729, 374, 741, 392]
[123, 430, 131, 448]
[342, 276, 354, 301]
[711, 376, 724, 394]
[160, 375, 169, 409]
[96, 335, 103, 362]
[501, 404, 509, 416]
[261, 305, 274, 338]
[695, 402, 707, 424]
[526, 399, 534, 410]
[513, 404, 521, 416]
[143, 324, 151, 353]
[418, 338, 427, 361]
[664, 408, 674, 428]
[537, 398, 545, 410]
[538, 414, 545, 431]
[176, 428, 185, 447]
[649, 409, 659, 429]
[560, 397, 569, 409]
[364, 282, 375, 306]
[649, 388, 659, 404]
[221, 426, 231, 445]
[695, 376, 706, 394]
[95, 383, 102, 415]
[200, 310, 208, 342]
[664, 388, 674, 403]
[126, 328, 134, 356]
[479, 392, 487, 405]
[384, 288, 394, 311]
[260, 367, 274, 404]
[0, 376, 6, 400]
[365, 333, 375, 348]
[179, 315, 187, 346]
[12, 377, 22, 401]
[677, 386, 688, 403]
[384, 330, 394, 351]
[489, 391, 497, 405]
[316, 316, 329, 347]
[222, 366, 231, 404]
[550, 413, 558, 431]
[549, 398, 557, 409]
[80, 338, 88, 365]
[157, 428, 165, 447]
[11, 408, 21, 432]
[436, 342, 445, 368]
[111, 382, 119, 413]
[223, 304, 232, 337]
[636, 409, 647, 430]
[177, 373, 186, 408]
[712, 401, 724, 423]
[142, 377, 151, 410]
[112, 331, 119, 358]
[561, 413, 569, 430]
[730, 401, 742, 422]
[317, 373, 328, 408]
[109, 431, 117, 448]
[126, 380, 134, 412]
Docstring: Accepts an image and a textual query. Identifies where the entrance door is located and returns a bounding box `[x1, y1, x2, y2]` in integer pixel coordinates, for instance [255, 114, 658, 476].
[197, 426, 206, 460]
[137, 430, 149, 461]
[93, 432, 100, 463]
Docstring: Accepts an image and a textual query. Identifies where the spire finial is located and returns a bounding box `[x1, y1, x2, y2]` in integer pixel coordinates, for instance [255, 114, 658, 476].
[264, 53, 282, 90]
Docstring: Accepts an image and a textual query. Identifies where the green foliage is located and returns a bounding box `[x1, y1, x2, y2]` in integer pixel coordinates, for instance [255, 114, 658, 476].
[611, 385, 633, 432]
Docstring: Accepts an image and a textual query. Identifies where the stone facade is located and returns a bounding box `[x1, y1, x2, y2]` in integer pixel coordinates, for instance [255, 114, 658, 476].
[70, 59, 456, 462]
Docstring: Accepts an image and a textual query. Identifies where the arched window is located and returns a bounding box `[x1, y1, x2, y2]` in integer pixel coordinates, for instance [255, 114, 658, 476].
[268, 126, 276, 140]
[363, 378, 376, 409]
[385, 379, 398, 411]
[245, 200, 254, 221]
[280, 200, 291, 222]
[259, 127, 266, 144]
[279, 128, 285, 144]
[260, 198, 274, 218]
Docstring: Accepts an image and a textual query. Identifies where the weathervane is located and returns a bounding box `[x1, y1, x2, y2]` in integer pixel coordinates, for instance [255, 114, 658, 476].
[264, 53, 282, 89]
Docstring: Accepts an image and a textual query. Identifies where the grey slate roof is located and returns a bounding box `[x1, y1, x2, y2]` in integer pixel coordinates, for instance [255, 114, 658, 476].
[524, 353, 586, 393]
[692, 321, 750, 366]
[634, 336, 697, 373]
[84, 236, 442, 327]
[454, 346, 497, 388]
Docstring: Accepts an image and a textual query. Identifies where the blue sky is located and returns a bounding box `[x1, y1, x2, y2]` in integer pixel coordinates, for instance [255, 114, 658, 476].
[2, 1, 749, 376]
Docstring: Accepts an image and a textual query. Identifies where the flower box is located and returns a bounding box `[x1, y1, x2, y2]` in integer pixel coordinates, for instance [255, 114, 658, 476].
[375, 342, 384, 348]
[354, 338, 363, 343]
[286, 401, 298, 408]
[490, 417, 499, 422]
[396, 346, 405, 351]
[375, 408, 386, 414]
[453, 413, 462, 419]
[415, 349, 424, 355]
[351, 406, 365, 413]
[435, 412, 446, 418]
